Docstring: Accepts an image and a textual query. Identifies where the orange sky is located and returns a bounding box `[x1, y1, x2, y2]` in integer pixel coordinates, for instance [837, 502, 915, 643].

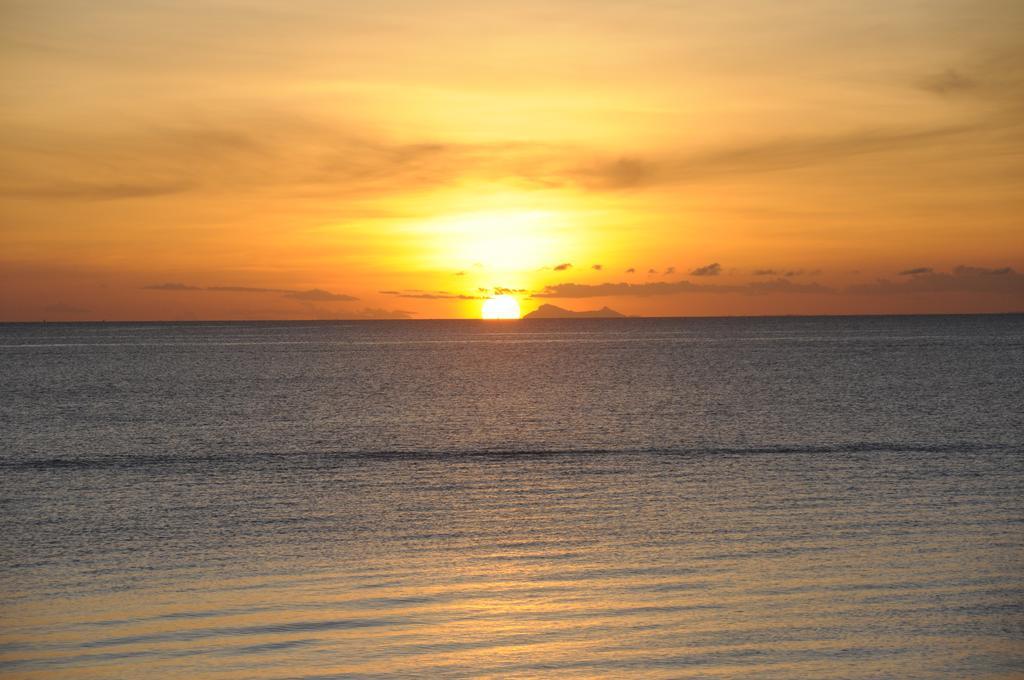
[1, 0, 1022, 320]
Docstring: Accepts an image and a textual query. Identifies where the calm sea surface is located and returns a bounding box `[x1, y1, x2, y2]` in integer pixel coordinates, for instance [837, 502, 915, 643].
[2, 315, 1022, 678]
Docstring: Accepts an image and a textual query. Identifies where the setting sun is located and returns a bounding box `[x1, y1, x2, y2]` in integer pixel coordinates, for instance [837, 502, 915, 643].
[481, 295, 521, 319]
[3, 4, 1022, 680]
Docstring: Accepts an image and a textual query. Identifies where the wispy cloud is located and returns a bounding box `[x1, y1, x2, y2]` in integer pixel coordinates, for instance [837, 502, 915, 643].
[553, 262, 573, 271]
[850, 265, 1024, 295]
[573, 124, 982, 190]
[381, 290, 483, 300]
[144, 283, 357, 301]
[1, 116, 576, 203]
[897, 267, 933, 276]
[346, 307, 415, 319]
[206, 286, 292, 293]
[919, 69, 978, 96]
[283, 288, 358, 301]
[535, 281, 717, 298]
[6, 109, 998, 209]
[143, 282, 203, 291]
[1, 180, 194, 201]
[754, 268, 818, 277]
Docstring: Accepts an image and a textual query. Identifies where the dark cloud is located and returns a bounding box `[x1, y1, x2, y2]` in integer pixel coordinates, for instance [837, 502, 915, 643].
[406, 294, 483, 300]
[664, 267, 675, 275]
[535, 280, 715, 298]
[143, 282, 203, 290]
[753, 269, 778, 276]
[898, 267, 934, 276]
[592, 264, 603, 271]
[207, 286, 292, 293]
[282, 288, 358, 302]
[536, 267, 1021, 299]
[493, 287, 528, 295]
[849, 266, 1023, 295]
[145, 282, 356, 301]
[383, 290, 484, 300]
[954, 265, 1013, 276]
[554, 262, 573, 271]
[626, 268, 636, 273]
[690, 262, 721, 277]
[647, 269, 657, 274]
[919, 69, 978, 95]
[534, 277, 834, 298]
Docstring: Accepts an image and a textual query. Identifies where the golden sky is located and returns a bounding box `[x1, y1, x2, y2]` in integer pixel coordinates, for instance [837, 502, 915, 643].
[1, 0, 1022, 320]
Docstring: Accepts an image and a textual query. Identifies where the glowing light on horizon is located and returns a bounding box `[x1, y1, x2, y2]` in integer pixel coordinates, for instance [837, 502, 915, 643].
[481, 295, 521, 319]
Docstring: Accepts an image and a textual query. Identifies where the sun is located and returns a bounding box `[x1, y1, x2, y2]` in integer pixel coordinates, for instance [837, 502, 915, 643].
[481, 295, 521, 319]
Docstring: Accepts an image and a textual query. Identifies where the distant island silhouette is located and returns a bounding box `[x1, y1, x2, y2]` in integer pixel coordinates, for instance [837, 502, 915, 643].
[523, 304, 626, 319]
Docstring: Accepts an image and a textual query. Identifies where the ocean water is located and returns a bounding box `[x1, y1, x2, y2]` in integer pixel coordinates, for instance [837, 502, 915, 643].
[1, 315, 1022, 678]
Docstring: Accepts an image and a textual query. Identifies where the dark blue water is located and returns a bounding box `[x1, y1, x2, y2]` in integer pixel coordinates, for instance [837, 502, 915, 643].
[2, 315, 1022, 677]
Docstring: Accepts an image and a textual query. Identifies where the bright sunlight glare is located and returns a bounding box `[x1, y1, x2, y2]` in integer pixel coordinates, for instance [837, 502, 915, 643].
[481, 295, 521, 319]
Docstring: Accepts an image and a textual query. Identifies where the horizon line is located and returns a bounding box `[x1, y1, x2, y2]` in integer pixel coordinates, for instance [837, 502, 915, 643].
[6, 310, 1023, 324]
